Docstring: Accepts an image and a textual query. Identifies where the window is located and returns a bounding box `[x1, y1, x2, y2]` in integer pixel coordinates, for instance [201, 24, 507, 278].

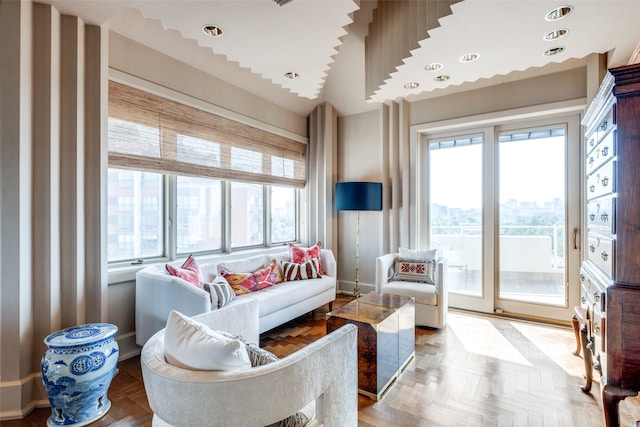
[176, 176, 222, 255]
[107, 169, 164, 263]
[107, 82, 304, 265]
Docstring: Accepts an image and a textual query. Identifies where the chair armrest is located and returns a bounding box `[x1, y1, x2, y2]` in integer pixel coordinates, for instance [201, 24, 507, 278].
[375, 253, 397, 291]
[141, 324, 358, 427]
[135, 267, 212, 346]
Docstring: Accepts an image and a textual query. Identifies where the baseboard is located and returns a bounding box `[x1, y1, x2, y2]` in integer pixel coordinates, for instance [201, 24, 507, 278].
[117, 331, 141, 361]
[0, 373, 49, 421]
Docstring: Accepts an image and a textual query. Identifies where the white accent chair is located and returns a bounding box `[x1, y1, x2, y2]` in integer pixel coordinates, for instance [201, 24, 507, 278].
[375, 254, 448, 329]
[140, 298, 358, 427]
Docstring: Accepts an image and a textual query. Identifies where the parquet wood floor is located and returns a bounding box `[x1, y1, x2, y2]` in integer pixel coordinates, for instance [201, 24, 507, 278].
[5, 294, 639, 426]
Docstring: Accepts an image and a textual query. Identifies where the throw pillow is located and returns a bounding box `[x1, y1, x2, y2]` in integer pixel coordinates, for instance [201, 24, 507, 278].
[221, 265, 275, 295]
[392, 258, 436, 284]
[181, 253, 203, 280]
[165, 264, 201, 287]
[205, 275, 236, 309]
[288, 241, 324, 275]
[217, 331, 280, 367]
[266, 258, 285, 285]
[282, 258, 321, 281]
[164, 310, 251, 371]
[398, 247, 437, 261]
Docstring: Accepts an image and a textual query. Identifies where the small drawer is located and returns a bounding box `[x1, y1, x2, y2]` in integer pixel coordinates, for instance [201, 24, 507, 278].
[592, 305, 605, 353]
[587, 196, 616, 236]
[587, 234, 615, 279]
[580, 267, 606, 312]
[596, 108, 615, 143]
[587, 160, 616, 200]
[586, 130, 616, 174]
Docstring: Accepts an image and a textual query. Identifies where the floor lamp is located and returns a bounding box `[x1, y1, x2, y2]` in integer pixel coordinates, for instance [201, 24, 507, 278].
[335, 182, 382, 299]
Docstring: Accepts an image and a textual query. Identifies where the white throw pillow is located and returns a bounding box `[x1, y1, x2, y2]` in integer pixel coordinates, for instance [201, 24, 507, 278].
[399, 247, 437, 260]
[164, 310, 251, 371]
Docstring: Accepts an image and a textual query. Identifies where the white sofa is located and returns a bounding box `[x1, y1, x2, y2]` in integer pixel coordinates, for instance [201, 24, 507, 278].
[136, 249, 337, 346]
[141, 298, 358, 427]
[375, 253, 448, 329]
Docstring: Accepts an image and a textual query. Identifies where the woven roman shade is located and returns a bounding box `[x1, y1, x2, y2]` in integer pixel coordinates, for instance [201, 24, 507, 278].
[108, 81, 307, 187]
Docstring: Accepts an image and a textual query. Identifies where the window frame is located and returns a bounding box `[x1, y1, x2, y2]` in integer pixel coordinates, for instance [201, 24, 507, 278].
[107, 170, 299, 268]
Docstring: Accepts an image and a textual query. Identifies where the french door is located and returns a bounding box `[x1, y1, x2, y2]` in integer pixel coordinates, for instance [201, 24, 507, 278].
[424, 117, 580, 320]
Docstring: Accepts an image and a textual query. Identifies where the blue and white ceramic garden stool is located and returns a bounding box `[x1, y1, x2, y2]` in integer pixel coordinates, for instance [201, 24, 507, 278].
[41, 323, 119, 427]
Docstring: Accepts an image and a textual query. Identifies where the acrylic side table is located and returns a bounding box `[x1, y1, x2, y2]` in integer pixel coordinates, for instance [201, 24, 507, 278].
[41, 323, 119, 426]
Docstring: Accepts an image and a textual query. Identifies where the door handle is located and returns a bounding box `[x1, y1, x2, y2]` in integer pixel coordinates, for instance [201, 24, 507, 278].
[573, 228, 579, 251]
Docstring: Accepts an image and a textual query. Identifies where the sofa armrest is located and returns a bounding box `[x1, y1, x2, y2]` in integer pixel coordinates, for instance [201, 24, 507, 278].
[320, 249, 337, 278]
[136, 267, 212, 347]
[375, 253, 397, 291]
[192, 298, 260, 344]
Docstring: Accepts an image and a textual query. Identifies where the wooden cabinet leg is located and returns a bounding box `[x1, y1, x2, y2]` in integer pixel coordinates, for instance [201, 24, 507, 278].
[579, 323, 593, 393]
[602, 384, 638, 427]
[571, 314, 581, 356]
[328, 301, 333, 312]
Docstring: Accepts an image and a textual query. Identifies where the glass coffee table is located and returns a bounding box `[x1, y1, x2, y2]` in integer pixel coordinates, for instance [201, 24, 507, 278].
[326, 292, 415, 400]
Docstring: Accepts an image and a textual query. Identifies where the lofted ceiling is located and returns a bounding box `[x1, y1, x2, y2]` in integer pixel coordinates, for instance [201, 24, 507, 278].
[42, 0, 640, 117]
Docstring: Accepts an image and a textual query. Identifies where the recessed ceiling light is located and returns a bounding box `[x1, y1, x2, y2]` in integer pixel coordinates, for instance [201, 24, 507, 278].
[544, 29, 568, 41]
[404, 82, 420, 89]
[459, 53, 479, 63]
[202, 25, 223, 37]
[544, 46, 566, 56]
[425, 63, 443, 72]
[545, 5, 573, 21]
[434, 75, 450, 82]
[285, 72, 300, 79]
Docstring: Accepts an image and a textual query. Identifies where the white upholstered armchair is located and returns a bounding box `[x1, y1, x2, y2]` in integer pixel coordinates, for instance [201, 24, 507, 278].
[375, 254, 448, 329]
[140, 298, 358, 427]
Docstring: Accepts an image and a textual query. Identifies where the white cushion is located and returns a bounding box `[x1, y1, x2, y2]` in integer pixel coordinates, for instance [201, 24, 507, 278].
[383, 281, 438, 306]
[215, 254, 270, 275]
[164, 310, 251, 371]
[399, 247, 437, 260]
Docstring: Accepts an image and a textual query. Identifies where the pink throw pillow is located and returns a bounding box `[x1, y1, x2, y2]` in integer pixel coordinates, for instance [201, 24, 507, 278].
[165, 254, 203, 287]
[288, 241, 324, 275]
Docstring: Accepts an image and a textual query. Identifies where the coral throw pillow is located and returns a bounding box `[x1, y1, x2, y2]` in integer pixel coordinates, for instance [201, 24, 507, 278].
[165, 254, 203, 287]
[221, 265, 275, 295]
[288, 241, 324, 275]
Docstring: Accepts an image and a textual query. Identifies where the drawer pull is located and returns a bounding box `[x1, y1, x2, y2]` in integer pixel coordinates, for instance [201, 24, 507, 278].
[590, 185, 595, 193]
[601, 213, 609, 222]
[580, 274, 585, 282]
[589, 157, 595, 166]
[590, 244, 596, 253]
[581, 296, 586, 304]
[602, 176, 609, 186]
[589, 213, 595, 221]
[594, 323, 600, 334]
[594, 293, 600, 303]
[589, 138, 595, 147]
[601, 146, 609, 156]
[601, 251, 609, 261]
[600, 120, 608, 131]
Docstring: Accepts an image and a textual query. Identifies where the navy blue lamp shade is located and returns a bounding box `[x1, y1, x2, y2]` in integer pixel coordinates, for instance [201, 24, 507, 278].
[335, 182, 382, 211]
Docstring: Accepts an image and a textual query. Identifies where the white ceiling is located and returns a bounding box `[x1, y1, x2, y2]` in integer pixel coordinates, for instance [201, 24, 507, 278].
[43, 0, 640, 117]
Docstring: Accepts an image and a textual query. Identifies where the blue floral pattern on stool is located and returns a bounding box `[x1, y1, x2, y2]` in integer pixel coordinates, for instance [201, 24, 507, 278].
[41, 323, 118, 426]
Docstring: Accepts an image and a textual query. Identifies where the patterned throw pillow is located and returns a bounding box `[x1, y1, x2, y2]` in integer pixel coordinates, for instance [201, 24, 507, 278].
[392, 258, 436, 284]
[266, 258, 285, 285]
[282, 258, 321, 281]
[221, 265, 275, 295]
[166, 264, 200, 287]
[288, 241, 324, 275]
[205, 275, 236, 309]
[165, 254, 203, 287]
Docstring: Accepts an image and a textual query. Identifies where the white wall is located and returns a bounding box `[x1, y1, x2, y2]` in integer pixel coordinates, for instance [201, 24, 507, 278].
[336, 110, 383, 293]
